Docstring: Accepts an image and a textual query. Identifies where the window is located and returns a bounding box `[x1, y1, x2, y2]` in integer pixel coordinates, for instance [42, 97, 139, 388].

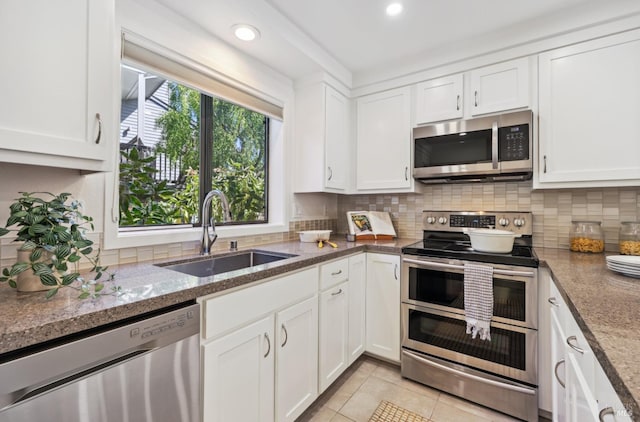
[119, 65, 268, 229]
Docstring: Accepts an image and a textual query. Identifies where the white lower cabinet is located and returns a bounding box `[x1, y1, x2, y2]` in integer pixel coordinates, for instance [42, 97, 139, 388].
[202, 315, 275, 422]
[365, 253, 401, 362]
[347, 254, 366, 364]
[275, 296, 319, 422]
[319, 281, 349, 393]
[546, 278, 631, 422]
[200, 268, 318, 422]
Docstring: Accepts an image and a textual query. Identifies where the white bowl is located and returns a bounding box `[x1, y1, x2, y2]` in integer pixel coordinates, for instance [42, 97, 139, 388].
[298, 230, 331, 243]
[464, 228, 522, 253]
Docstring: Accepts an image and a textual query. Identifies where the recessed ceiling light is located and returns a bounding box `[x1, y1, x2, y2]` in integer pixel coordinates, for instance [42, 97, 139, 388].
[232, 24, 260, 42]
[386, 2, 403, 16]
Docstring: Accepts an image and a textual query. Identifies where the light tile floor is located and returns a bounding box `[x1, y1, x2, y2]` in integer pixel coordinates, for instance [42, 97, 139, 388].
[296, 356, 530, 422]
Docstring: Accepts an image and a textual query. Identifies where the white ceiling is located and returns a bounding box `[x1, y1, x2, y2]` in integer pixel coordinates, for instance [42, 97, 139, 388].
[153, 0, 640, 89]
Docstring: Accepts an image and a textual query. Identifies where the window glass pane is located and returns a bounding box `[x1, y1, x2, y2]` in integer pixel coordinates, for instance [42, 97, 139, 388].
[210, 99, 267, 223]
[119, 64, 269, 229]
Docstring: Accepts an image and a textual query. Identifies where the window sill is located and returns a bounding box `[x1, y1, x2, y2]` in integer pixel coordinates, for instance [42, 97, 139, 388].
[103, 222, 288, 250]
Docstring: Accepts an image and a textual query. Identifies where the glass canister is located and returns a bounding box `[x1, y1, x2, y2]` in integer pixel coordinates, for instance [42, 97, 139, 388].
[570, 221, 604, 253]
[619, 222, 640, 255]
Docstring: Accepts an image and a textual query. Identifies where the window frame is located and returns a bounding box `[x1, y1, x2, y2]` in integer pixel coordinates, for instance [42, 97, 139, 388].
[103, 36, 289, 251]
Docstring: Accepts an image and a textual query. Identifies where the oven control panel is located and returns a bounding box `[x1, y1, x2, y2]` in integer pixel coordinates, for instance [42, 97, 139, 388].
[423, 210, 533, 235]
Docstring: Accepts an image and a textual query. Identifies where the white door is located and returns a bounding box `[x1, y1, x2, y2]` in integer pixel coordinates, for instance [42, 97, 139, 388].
[348, 254, 366, 364]
[325, 85, 349, 190]
[365, 253, 401, 362]
[356, 87, 411, 190]
[415, 74, 463, 124]
[202, 315, 275, 422]
[469, 58, 529, 116]
[538, 30, 640, 185]
[0, 0, 113, 170]
[275, 296, 319, 422]
[319, 282, 349, 392]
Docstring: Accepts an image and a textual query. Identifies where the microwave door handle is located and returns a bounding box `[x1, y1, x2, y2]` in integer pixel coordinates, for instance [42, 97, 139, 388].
[492, 121, 498, 170]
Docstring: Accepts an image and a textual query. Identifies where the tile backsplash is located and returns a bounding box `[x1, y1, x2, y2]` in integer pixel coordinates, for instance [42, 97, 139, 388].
[337, 182, 640, 252]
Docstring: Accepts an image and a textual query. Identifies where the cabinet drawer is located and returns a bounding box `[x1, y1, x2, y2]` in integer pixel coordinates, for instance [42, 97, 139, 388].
[202, 267, 318, 340]
[320, 258, 349, 290]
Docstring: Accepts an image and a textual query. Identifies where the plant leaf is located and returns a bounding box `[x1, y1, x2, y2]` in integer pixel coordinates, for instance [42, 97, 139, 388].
[9, 263, 29, 276]
[67, 254, 81, 263]
[39, 273, 58, 286]
[0, 228, 10, 237]
[62, 273, 80, 285]
[8, 280, 17, 289]
[78, 292, 90, 300]
[94, 283, 104, 292]
[32, 262, 53, 276]
[57, 231, 72, 242]
[29, 248, 43, 262]
[29, 224, 48, 234]
[20, 241, 37, 251]
[2, 268, 9, 276]
[80, 247, 93, 255]
[56, 244, 71, 259]
[45, 288, 59, 299]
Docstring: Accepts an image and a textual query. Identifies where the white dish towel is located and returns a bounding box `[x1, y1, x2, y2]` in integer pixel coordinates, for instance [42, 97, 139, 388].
[464, 263, 494, 341]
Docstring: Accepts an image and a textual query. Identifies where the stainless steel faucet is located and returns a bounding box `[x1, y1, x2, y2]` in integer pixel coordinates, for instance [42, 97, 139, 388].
[200, 189, 232, 255]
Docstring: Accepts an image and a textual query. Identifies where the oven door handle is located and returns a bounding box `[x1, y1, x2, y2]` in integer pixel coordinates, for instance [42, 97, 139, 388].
[402, 350, 536, 395]
[402, 258, 536, 278]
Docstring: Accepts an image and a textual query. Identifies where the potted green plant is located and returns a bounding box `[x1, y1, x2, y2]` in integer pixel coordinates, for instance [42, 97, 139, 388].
[0, 192, 119, 299]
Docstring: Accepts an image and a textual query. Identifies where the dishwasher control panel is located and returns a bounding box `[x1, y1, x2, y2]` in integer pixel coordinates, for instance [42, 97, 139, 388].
[128, 305, 199, 342]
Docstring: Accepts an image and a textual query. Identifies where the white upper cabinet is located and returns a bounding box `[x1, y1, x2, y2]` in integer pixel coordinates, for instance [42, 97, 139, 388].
[356, 87, 412, 191]
[0, 0, 115, 172]
[414, 74, 463, 125]
[537, 29, 640, 188]
[294, 82, 350, 192]
[414, 58, 530, 125]
[468, 58, 530, 116]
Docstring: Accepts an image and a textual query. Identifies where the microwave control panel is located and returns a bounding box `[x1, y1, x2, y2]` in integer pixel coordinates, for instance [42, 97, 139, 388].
[498, 124, 529, 161]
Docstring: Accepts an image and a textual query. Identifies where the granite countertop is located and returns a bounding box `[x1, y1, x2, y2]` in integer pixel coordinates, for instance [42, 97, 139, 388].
[536, 248, 640, 419]
[0, 238, 415, 356]
[0, 239, 638, 417]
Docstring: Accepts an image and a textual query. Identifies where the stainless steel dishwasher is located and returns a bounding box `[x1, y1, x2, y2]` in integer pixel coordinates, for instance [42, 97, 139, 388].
[0, 302, 200, 422]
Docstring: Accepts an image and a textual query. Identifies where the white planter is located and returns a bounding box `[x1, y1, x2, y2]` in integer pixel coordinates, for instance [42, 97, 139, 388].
[16, 249, 57, 292]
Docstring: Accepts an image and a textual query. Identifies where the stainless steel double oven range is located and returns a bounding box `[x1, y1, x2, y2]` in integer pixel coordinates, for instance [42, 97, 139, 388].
[401, 211, 539, 421]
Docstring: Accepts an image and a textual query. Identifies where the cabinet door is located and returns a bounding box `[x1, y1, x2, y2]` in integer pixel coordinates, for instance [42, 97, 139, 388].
[319, 282, 349, 393]
[551, 308, 567, 422]
[415, 74, 463, 124]
[348, 254, 366, 364]
[325, 85, 349, 190]
[356, 87, 411, 190]
[565, 354, 599, 422]
[469, 58, 529, 116]
[538, 30, 640, 185]
[202, 315, 275, 422]
[365, 253, 400, 362]
[0, 0, 114, 171]
[275, 296, 318, 422]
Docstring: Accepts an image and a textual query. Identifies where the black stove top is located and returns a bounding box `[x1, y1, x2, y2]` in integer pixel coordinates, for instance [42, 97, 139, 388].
[402, 235, 539, 268]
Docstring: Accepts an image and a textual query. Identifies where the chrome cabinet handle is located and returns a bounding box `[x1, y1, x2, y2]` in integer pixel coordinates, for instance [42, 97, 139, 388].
[394, 264, 398, 280]
[264, 333, 271, 358]
[548, 297, 560, 307]
[331, 269, 342, 276]
[599, 407, 615, 421]
[567, 335, 585, 354]
[491, 121, 498, 170]
[456, 94, 460, 111]
[474, 90, 478, 107]
[402, 258, 536, 278]
[281, 324, 288, 348]
[94, 113, 102, 144]
[331, 288, 343, 296]
[544, 155, 547, 173]
[554, 359, 566, 389]
[328, 166, 333, 181]
[405, 166, 408, 181]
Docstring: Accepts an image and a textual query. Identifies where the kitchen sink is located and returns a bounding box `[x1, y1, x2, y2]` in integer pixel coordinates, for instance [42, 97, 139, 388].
[157, 250, 298, 278]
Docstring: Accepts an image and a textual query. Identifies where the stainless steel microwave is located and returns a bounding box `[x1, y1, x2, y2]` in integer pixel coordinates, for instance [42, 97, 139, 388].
[413, 110, 533, 183]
